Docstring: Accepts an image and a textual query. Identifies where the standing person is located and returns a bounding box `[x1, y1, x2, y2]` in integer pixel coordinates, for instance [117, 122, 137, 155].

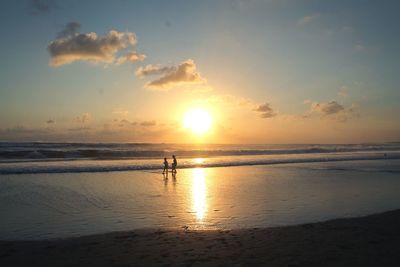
[172, 155, 177, 173]
[163, 157, 169, 174]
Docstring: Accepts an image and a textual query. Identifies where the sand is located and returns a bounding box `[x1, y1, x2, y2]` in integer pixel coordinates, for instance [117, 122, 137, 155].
[1, 209, 400, 267]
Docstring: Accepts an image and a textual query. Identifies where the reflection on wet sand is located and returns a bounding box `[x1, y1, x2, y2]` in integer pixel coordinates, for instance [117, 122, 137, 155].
[163, 172, 176, 192]
[192, 168, 207, 222]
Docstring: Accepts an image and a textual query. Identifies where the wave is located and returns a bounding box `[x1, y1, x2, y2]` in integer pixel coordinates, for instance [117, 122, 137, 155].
[1, 142, 399, 161]
[0, 151, 398, 175]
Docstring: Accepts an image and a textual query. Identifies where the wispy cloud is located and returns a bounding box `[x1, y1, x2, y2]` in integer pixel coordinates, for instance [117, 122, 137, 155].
[297, 13, 320, 26]
[136, 59, 206, 90]
[140, 120, 157, 127]
[338, 86, 349, 97]
[57, 21, 80, 38]
[112, 109, 129, 117]
[28, 0, 57, 15]
[75, 113, 92, 123]
[48, 22, 145, 66]
[68, 126, 91, 132]
[1, 126, 48, 135]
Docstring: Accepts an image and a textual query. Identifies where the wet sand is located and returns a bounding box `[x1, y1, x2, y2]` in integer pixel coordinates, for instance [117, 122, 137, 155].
[1, 209, 399, 267]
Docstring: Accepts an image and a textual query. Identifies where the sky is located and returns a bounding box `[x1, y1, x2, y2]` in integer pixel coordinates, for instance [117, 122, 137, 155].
[0, 0, 399, 144]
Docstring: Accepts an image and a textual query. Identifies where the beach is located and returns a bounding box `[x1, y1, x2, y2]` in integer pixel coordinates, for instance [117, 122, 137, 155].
[1, 209, 400, 266]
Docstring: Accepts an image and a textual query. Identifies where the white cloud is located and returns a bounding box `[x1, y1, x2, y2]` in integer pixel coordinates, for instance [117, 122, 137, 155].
[48, 23, 145, 66]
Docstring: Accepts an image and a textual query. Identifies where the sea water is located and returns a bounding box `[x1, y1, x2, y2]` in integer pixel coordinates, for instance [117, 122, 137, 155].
[0, 142, 400, 240]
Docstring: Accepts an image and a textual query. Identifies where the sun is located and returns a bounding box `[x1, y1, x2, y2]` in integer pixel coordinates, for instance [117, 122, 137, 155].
[183, 108, 212, 135]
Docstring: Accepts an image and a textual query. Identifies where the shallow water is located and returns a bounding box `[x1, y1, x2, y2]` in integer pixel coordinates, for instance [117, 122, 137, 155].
[0, 159, 400, 240]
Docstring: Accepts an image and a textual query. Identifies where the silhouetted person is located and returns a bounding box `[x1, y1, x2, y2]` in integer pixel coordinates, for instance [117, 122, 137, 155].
[172, 155, 177, 173]
[163, 157, 169, 174]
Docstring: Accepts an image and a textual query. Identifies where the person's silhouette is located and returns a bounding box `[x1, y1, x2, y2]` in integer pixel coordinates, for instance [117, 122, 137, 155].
[172, 155, 177, 173]
[163, 157, 169, 174]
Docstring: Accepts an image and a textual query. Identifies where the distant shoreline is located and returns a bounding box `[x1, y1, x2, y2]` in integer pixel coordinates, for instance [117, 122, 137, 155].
[1, 209, 399, 266]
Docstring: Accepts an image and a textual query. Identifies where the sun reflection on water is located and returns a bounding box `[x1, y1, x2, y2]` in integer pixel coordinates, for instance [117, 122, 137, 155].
[193, 158, 205, 165]
[192, 168, 207, 222]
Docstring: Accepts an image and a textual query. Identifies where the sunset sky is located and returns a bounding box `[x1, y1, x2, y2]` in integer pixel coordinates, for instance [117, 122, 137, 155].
[0, 0, 399, 143]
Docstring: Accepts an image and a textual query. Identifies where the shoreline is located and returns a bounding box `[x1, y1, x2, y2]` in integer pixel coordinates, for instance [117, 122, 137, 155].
[1, 209, 399, 266]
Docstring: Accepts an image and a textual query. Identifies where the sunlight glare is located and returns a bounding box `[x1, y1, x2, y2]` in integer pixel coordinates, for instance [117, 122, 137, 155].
[183, 108, 212, 135]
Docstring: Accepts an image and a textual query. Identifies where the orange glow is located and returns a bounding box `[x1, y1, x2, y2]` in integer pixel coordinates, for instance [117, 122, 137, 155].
[183, 108, 212, 135]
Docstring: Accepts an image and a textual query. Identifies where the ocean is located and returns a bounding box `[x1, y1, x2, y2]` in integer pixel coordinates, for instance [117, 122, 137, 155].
[1, 142, 400, 240]
[0, 142, 399, 174]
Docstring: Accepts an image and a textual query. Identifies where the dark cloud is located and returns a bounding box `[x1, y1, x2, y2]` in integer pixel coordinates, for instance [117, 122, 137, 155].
[57, 22, 81, 38]
[48, 23, 145, 66]
[136, 59, 206, 90]
[116, 119, 136, 127]
[1, 126, 47, 134]
[140, 120, 156, 127]
[254, 103, 277, 118]
[311, 101, 344, 115]
[68, 127, 91, 132]
[28, 0, 57, 15]
[306, 100, 359, 122]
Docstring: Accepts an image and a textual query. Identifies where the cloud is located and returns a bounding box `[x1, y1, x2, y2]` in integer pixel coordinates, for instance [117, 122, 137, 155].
[46, 119, 55, 124]
[1, 126, 48, 135]
[205, 94, 254, 107]
[140, 120, 156, 127]
[254, 103, 277, 118]
[338, 86, 349, 97]
[112, 108, 129, 117]
[113, 119, 137, 128]
[116, 51, 146, 64]
[354, 44, 367, 52]
[136, 59, 206, 90]
[48, 23, 145, 66]
[135, 65, 175, 77]
[57, 22, 81, 38]
[68, 127, 91, 132]
[297, 13, 320, 26]
[28, 0, 57, 15]
[306, 100, 359, 122]
[311, 101, 344, 115]
[75, 113, 92, 123]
